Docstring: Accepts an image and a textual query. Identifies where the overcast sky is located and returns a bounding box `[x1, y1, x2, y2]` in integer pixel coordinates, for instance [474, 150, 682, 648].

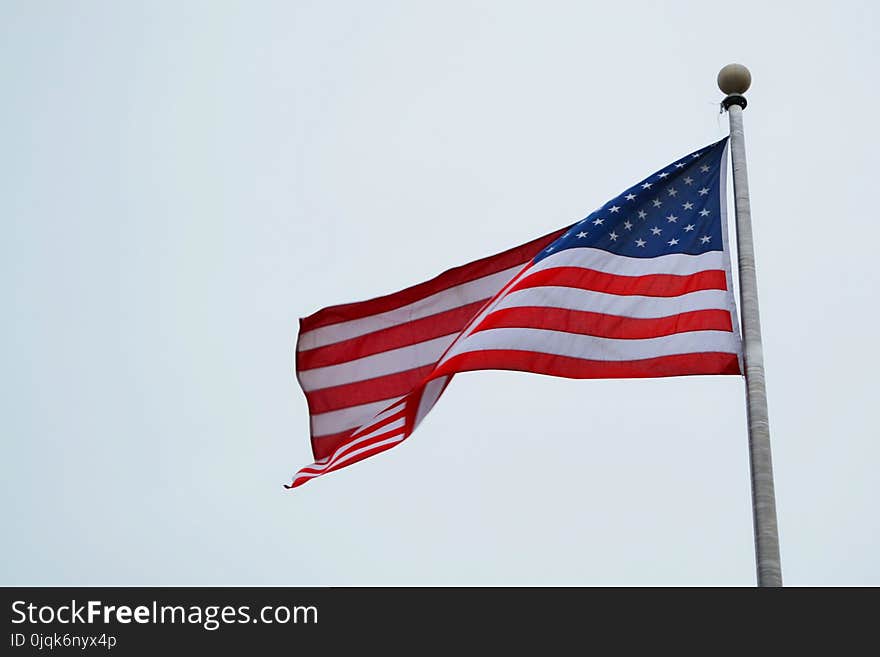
[2, 1, 878, 586]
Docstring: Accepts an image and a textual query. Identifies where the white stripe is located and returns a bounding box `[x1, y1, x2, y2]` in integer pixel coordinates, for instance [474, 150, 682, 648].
[306, 419, 407, 473]
[445, 327, 740, 362]
[491, 286, 733, 320]
[526, 247, 726, 278]
[298, 264, 523, 351]
[311, 396, 404, 437]
[296, 435, 407, 481]
[299, 333, 458, 391]
[414, 376, 447, 429]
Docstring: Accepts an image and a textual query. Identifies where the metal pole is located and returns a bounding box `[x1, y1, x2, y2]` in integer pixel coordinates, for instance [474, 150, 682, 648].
[718, 64, 782, 587]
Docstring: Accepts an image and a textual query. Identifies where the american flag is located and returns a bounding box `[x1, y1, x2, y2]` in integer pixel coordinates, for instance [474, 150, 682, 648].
[289, 137, 742, 488]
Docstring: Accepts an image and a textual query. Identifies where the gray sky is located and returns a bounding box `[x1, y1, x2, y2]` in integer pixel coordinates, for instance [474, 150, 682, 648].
[2, 0, 878, 585]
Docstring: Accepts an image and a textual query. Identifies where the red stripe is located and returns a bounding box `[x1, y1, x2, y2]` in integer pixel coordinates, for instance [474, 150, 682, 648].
[310, 408, 407, 461]
[472, 308, 734, 340]
[301, 229, 564, 331]
[308, 398, 406, 463]
[513, 267, 728, 297]
[287, 436, 406, 488]
[305, 364, 435, 414]
[297, 425, 407, 475]
[310, 428, 354, 461]
[297, 301, 486, 370]
[432, 349, 741, 380]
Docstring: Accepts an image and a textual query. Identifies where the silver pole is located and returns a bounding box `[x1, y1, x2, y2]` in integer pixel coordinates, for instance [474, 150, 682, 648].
[718, 64, 782, 587]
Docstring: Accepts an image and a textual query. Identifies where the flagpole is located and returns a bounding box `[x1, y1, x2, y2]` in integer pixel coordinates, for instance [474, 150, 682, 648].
[718, 64, 782, 587]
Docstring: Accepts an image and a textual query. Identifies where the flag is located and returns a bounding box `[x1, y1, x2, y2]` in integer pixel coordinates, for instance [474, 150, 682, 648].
[289, 137, 741, 488]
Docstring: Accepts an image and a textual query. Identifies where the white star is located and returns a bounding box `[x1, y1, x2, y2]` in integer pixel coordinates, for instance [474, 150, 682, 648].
[609, 231, 619, 241]
[593, 217, 604, 225]
[684, 176, 694, 185]
[625, 193, 637, 201]
[668, 238, 679, 246]
[623, 220, 633, 230]
[650, 226, 662, 235]
[666, 214, 678, 223]
[635, 238, 646, 247]
[637, 210, 647, 219]
[691, 152, 701, 158]
[667, 187, 678, 197]
[698, 187, 709, 196]
[658, 172, 669, 179]
[699, 209, 710, 217]
[652, 199, 662, 207]
[577, 231, 588, 238]
[675, 162, 686, 168]
[608, 205, 620, 213]
[641, 182, 653, 189]
[546, 245, 554, 252]
[700, 235, 711, 244]
[700, 164, 710, 173]
[684, 224, 695, 232]
[682, 201, 694, 210]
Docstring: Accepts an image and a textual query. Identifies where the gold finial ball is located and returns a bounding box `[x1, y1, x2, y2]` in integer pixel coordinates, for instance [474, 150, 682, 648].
[717, 63, 751, 95]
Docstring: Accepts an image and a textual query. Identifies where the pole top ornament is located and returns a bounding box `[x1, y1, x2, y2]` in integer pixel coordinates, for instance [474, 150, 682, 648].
[718, 63, 751, 95]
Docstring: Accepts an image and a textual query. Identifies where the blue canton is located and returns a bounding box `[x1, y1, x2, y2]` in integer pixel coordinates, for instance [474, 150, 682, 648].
[535, 137, 729, 263]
